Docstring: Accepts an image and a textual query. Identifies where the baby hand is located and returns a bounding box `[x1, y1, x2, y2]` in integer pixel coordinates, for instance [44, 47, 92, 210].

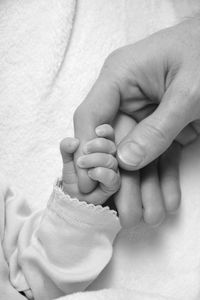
[60, 124, 120, 205]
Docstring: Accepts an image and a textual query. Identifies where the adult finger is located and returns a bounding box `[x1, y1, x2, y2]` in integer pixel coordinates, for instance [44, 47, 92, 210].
[114, 169, 142, 228]
[117, 80, 194, 170]
[141, 160, 166, 226]
[74, 76, 120, 194]
[159, 142, 182, 213]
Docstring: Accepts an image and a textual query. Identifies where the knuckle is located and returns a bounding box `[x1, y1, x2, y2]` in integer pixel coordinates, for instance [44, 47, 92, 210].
[104, 49, 122, 67]
[145, 121, 169, 145]
[176, 85, 192, 99]
[176, 79, 198, 102]
[172, 79, 200, 120]
[101, 48, 125, 81]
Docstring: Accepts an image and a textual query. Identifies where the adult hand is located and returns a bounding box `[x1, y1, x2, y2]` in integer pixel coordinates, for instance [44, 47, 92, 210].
[74, 17, 200, 224]
[112, 113, 181, 227]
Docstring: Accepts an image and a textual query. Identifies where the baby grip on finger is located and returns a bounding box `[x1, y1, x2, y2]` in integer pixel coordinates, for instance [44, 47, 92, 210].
[77, 153, 118, 171]
[88, 167, 121, 193]
[83, 138, 116, 155]
[95, 124, 115, 140]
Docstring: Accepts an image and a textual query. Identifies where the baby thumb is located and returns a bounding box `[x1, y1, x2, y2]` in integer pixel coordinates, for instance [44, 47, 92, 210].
[60, 138, 80, 164]
[117, 101, 188, 170]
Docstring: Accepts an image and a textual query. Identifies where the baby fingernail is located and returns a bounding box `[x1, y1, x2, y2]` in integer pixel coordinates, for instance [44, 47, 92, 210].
[95, 127, 103, 136]
[83, 145, 89, 154]
[77, 157, 85, 167]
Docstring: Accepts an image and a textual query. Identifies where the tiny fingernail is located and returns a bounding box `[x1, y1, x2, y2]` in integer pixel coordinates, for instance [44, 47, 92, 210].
[95, 127, 103, 136]
[83, 144, 89, 154]
[118, 142, 144, 167]
[77, 157, 85, 167]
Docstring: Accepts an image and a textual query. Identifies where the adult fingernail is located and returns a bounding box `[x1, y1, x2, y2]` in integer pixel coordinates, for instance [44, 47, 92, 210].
[118, 142, 145, 167]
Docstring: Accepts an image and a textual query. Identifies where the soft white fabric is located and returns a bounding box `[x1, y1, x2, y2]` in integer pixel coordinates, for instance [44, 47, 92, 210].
[0, 0, 77, 209]
[60, 288, 173, 300]
[1, 177, 120, 300]
[1, 1, 200, 300]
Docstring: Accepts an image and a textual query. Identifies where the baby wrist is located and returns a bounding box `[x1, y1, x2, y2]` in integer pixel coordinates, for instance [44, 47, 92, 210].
[50, 180, 121, 231]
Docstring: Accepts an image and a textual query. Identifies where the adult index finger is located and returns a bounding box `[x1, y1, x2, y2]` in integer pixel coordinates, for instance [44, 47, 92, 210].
[73, 73, 120, 194]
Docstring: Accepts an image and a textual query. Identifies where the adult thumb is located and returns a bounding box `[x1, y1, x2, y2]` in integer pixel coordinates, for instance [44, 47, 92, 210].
[117, 92, 190, 170]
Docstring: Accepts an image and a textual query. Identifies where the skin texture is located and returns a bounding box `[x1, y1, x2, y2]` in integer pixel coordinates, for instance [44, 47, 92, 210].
[74, 16, 200, 227]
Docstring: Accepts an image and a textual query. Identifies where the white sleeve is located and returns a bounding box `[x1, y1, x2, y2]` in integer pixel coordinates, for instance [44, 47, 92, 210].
[2, 181, 121, 300]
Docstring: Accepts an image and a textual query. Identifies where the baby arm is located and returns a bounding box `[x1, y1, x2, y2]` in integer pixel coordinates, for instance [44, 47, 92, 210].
[2, 125, 121, 300]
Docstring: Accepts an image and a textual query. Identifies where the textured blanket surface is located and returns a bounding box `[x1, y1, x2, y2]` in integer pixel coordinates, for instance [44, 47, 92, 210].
[1, 1, 200, 300]
[61, 288, 174, 300]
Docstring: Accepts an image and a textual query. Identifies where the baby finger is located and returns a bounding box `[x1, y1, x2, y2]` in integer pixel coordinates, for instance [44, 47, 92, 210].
[95, 124, 115, 141]
[77, 153, 118, 171]
[88, 167, 121, 194]
[83, 138, 116, 155]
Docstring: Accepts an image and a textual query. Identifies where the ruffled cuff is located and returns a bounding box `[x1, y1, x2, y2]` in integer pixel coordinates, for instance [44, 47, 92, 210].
[47, 182, 121, 235]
